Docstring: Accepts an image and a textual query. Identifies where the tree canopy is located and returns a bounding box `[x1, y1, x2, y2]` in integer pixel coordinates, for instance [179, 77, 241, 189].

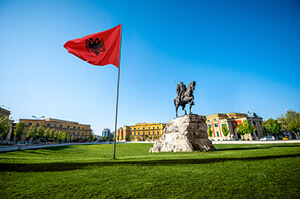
[208, 125, 213, 137]
[14, 122, 25, 139]
[0, 117, 10, 139]
[27, 124, 36, 140]
[264, 118, 281, 137]
[278, 109, 300, 135]
[235, 120, 254, 136]
[222, 124, 229, 136]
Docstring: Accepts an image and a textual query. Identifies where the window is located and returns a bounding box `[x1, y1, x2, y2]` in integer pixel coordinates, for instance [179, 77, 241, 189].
[60, 125, 63, 128]
[37, 123, 39, 126]
[214, 123, 218, 127]
[83, 127, 85, 130]
[148, 127, 150, 129]
[67, 126, 69, 129]
[157, 127, 159, 129]
[29, 123, 32, 125]
[54, 124, 57, 127]
[74, 126, 76, 129]
[216, 131, 220, 137]
[78, 127, 80, 129]
[82, 132, 84, 135]
[153, 127, 154, 129]
[214, 119, 217, 121]
[143, 127, 145, 129]
[232, 117, 234, 119]
[208, 120, 210, 122]
[47, 123, 50, 127]
[134, 128, 136, 130]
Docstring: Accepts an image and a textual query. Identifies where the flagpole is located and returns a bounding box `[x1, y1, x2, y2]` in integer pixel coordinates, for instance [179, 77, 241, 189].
[113, 24, 122, 159]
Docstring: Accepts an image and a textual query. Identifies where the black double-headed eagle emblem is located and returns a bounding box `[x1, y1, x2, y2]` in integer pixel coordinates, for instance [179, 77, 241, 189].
[85, 38, 105, 56]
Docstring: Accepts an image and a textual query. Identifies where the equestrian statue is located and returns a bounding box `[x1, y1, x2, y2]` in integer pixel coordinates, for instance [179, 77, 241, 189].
[174, 81, 196, 117]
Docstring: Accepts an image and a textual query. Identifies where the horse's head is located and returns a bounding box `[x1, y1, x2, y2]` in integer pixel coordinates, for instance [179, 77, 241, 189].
[188, 81, 196, 90]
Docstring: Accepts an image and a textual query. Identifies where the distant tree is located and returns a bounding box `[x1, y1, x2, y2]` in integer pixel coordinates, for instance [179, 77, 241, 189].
[71, 135, 74, 142]
[117, 135, 119, 141]
[253, 112, 259, 118]
[121, 135, 123, 141]
[130, 135, 133, 141]
[78, 136, 82, 140]
[50, 129, 56, 141]
[14, 122, 25, 144]
[57, 131, 63, 141]
[67, 134, 70, 142]
[143, 135, 146, 141]
[53, 131, 59, 141]
[278, 109, 300, 139]
[264, 118, 281, 138]
[222, 125, 229, 136]
[44, 128, 50, 142]
[235, 120, 254, 140]
[107, 134, 114, 141]
[93, 135, 96, 141]
[0, 117, 10, 144]
[62, 132, 67, 142]
[208, 126, 213, 137]
[36, 126, 45, 144]
[26, 124, 36, 142]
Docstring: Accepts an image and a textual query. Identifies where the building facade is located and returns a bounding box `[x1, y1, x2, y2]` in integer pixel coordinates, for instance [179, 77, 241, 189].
[102, 128, 111, 137]
[206, 113, 264, 141]
[0, 107, 11, 119]
[0, 107, 13, 143]
[18, 118, 92, 143]
[116, 122, 166, 142]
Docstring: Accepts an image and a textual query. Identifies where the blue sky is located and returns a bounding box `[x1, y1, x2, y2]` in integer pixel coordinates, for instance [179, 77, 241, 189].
[0, 0, 299, 135]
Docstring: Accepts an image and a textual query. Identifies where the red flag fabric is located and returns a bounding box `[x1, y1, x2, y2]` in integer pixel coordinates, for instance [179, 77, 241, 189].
[64, 24, 121, 68]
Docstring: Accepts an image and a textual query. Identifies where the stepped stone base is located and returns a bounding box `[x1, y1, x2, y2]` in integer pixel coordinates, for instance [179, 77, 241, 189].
[149, 114, 216, 152]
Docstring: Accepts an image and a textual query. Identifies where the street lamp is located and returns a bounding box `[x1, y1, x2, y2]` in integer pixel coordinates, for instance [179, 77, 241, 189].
[32, 116, 45, 119]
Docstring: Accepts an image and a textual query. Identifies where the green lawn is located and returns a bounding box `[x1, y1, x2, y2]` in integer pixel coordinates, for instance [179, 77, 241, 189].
[0, 143, 299, 198]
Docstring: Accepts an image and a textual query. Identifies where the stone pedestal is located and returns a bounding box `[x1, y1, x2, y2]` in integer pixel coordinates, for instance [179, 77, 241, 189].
[149, 114, 216, 152]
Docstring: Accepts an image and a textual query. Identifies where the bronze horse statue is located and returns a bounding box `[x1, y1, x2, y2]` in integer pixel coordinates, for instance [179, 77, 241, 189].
[174, 81, 196, 117]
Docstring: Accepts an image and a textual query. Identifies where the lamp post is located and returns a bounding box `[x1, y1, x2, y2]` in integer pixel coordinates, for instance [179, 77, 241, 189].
[247, 111, 257, 140]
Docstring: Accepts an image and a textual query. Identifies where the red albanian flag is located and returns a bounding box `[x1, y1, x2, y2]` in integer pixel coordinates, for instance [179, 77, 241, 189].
[64, 24, 121, 68]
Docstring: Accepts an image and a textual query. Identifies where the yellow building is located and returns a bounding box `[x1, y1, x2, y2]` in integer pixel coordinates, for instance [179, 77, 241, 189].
[19, 118, 92, 143]
[0, 107, 11, 119]
[206, 113, 264, 141]
[116, 122, 166, 142]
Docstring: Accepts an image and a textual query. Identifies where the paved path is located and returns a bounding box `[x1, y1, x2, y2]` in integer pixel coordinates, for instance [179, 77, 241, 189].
[0, 140, 299, 153]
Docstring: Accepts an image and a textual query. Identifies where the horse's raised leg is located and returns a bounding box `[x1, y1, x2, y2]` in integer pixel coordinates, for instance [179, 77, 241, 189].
[175, 105, 179, 117]
[182, 104, 187, 115]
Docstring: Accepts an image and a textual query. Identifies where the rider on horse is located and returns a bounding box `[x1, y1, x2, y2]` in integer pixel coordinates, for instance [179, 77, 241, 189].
[174, 81, 196, 117]
[176, 82, 186, 102]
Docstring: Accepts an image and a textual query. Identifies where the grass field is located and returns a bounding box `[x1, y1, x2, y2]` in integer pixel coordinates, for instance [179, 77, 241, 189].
[0, 143, 299, 198]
